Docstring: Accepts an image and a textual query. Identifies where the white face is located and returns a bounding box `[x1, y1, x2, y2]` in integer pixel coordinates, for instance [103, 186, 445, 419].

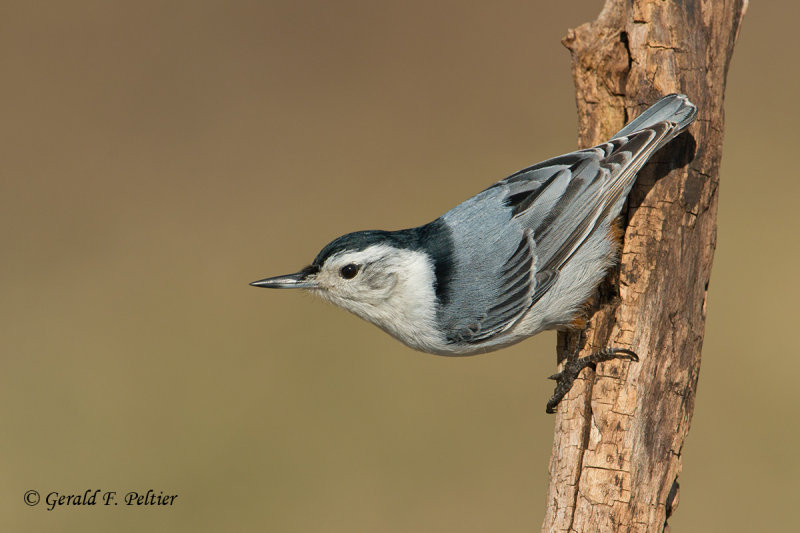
[305, 244, 444, 352]
[311, 244, 401, 305]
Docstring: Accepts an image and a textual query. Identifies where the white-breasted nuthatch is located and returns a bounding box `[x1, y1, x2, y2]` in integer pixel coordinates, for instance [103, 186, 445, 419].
[252, 94, 697, 412]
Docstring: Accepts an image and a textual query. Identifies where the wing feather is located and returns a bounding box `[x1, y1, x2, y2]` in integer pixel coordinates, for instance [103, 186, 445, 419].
[447, 231, 538, 343]
[440, 94, 696, 348]
[505, 123, 673, 273]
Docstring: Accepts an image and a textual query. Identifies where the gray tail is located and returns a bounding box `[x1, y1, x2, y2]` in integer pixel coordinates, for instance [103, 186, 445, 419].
[613, 94, 697, 140]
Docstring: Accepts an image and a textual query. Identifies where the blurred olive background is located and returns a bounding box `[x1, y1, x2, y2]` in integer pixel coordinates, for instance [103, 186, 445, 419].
[2, 1, 797, 531]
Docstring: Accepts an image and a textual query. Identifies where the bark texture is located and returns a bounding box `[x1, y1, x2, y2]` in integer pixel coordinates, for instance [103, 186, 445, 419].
[543, 1, 746, 532]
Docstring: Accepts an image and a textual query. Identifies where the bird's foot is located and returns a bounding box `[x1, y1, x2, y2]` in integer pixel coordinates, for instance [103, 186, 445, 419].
[545, 347, 638, 414]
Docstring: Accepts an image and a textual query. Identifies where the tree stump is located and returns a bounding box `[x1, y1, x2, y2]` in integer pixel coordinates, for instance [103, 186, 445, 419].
[542, 1, 747, 531]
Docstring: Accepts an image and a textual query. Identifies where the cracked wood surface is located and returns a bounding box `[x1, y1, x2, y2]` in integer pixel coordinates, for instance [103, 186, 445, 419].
[542, 1, 746, 532]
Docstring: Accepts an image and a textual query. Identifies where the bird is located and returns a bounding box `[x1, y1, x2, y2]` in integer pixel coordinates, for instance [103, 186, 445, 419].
[251, 94, 697, 412]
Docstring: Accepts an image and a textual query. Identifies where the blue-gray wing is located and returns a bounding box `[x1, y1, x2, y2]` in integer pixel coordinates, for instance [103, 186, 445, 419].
[497, 122, 675, 273]
[444, 229, 557, 344]
[439, 94, 696, 346]
[498, 93, 696, 273]
[440, 131, 664, 345]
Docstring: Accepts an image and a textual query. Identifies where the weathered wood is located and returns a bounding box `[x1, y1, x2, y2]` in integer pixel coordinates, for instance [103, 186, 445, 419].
[542, 1, 746, 531]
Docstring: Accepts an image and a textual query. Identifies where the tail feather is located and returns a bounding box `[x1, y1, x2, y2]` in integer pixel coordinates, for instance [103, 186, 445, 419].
[613, 94, 697, 139]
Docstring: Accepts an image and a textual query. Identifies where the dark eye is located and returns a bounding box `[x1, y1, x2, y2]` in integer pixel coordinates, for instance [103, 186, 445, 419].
[339, 264, 361, 279]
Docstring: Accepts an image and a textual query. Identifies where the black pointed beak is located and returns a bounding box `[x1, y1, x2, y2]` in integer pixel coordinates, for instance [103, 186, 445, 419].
[250, 268, 318, 289]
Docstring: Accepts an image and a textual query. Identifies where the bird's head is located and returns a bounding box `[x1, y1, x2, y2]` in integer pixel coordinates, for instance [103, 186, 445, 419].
[251, 230, 443, 350]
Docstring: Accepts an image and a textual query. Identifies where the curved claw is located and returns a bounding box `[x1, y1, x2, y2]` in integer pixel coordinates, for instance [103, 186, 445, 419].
[604, 348, 639, 362]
